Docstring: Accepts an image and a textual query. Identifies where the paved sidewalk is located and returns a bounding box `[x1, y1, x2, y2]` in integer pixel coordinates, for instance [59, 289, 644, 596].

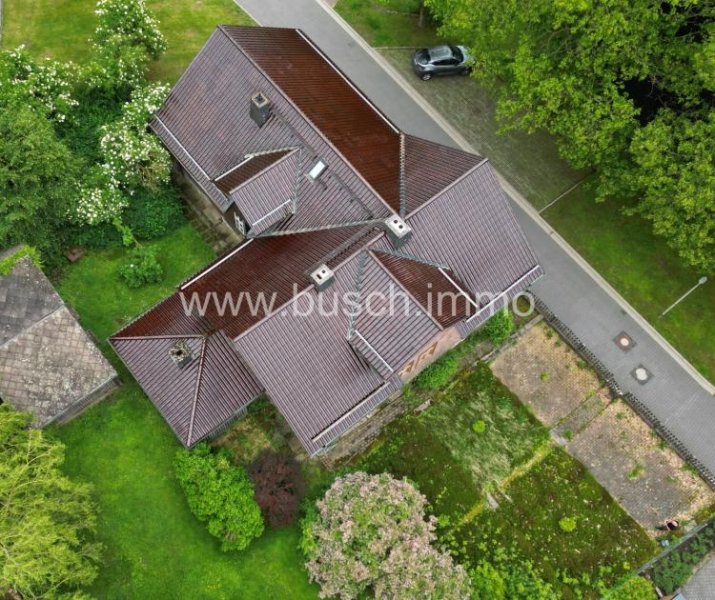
[235, 0, 715, 483]
[682, 553, 715, 600]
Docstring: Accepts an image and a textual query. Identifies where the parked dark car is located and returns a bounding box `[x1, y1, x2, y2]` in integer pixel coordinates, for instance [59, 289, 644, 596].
[412, 45, 471, 80]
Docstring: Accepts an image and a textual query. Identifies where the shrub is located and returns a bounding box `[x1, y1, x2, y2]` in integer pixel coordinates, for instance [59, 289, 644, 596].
[604, 576, 655, 599]
[469, 552, 555, 600]
[94, 0, 167, 59]
[472, 419, 486, 434]
[118, 245, 163, 288]
[651, 528, 715, 594]
[248, 450, 306, 528]
[480, 309, 514, 345]
[559, 516, 578, 533]
[124, 186, 185, 240]
[300, 471, 470, 599]
[412, 353, 460, 391]
[174, 443, 264, 552]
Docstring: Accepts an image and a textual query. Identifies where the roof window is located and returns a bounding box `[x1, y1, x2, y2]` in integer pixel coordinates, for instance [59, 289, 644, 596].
[308, 159, 327, 181]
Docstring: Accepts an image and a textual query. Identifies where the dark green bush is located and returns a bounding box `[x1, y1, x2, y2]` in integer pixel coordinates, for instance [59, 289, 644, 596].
[124, 186, 185, 240]
[480, 309, 515, 345]
[412, 353, 460, 391]
[118, 245, 163, 288]
[174, 443, 264, 552]
[651, 526, 715, 593]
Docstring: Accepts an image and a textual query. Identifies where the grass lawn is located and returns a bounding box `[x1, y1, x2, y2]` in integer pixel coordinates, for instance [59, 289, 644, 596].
[54, 385, 318, 600]
[56, 224, 214, 353]
[1, 0, 253, 82]
[335, 2, 715, 384]
[336, 0, 442, 47]
[453, 447, 657, 599]
[53, 226, 317, 598]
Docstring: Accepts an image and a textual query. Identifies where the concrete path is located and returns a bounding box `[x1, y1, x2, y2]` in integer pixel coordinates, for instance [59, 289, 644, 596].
[235, 0, 715, 484]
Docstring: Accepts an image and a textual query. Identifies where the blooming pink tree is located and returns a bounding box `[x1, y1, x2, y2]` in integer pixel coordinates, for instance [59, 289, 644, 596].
[300, 471, 470, 599]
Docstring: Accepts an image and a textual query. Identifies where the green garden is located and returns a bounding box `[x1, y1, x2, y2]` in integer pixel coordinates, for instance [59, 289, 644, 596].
[0, 0, 668, 598]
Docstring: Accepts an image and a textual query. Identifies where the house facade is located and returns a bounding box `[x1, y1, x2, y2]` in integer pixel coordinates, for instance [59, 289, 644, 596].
[110, 26, 543, 456]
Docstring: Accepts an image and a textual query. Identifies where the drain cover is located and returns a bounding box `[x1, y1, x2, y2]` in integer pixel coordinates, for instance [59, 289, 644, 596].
[631, 364, 652, 384]
[614, 331, 636, 352]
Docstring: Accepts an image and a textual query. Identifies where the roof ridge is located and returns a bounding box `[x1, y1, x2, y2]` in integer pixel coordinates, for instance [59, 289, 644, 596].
[186, 336, 208, 446]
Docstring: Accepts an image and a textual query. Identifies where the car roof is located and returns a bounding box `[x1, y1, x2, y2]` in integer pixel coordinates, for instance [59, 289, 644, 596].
[428, 45, 454, 61]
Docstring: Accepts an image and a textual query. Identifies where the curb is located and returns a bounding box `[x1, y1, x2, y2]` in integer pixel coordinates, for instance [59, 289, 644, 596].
[311, 0, 714, 396]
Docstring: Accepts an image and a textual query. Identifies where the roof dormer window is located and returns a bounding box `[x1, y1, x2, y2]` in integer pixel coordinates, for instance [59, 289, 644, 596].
[308, 159, 327, 181]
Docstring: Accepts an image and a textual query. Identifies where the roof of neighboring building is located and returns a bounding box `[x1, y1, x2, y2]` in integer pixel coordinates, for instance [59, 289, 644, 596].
[0, 254, 117, 425]
[115, 26, 543, 454]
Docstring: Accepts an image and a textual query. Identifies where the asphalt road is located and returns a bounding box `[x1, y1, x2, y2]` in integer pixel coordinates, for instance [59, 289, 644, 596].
[236, 0, 715, 485]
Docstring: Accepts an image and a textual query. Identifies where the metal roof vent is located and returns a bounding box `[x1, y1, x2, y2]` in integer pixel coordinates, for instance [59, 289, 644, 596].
[169, 340, 194, 369]
[250, 92, 272, 128]
[384, 214, 412, 247]
[310, 263, 335, 291]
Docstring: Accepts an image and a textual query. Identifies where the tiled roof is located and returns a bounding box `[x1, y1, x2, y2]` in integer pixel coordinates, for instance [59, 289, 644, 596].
[116, 26, 543, 456]
[0, 255, 117, 425]
[112, 331, 262, 446]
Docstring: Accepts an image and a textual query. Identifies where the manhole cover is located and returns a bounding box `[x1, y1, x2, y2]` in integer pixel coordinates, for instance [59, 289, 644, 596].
[614, 331, 636, 352]
[631, 364, 652, 384]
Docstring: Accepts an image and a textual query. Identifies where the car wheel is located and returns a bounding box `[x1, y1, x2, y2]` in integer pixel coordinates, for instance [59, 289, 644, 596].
[460, 68, 471, 76]
[421, 73, 432, 81]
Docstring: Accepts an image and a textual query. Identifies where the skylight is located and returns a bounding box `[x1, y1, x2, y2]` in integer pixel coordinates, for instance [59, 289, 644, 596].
[308, 159, 327, 181]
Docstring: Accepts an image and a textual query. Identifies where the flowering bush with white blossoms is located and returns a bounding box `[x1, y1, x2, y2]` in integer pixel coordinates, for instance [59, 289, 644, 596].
[301, 472, 471, 600]
[74, 179, 128, 226]
[99, 83, 171, 190]
[4, 47, 78, 123]
[95, 0, 167, 59]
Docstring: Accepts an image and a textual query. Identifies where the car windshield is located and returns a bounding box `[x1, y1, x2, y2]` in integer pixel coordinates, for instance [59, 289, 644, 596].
[415, 49, 429, 65]
[450, 46, 464, 62]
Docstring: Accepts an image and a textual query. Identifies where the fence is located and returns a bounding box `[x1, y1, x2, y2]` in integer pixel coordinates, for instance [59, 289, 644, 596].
[534, 296, 715, 490]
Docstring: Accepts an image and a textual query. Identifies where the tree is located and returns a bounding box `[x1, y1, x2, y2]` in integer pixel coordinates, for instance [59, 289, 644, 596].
[0, 405, 101, 599]
[248, 450, 306, 528]
[0, 98, 80, 263]
[174, 443, 264, 552]
[300, 471, 470, 599]
[426, 0, 714, 272]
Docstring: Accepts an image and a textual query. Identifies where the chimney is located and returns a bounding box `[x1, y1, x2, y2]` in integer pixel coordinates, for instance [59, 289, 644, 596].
[384, 214, 412, 248]
[310, 263, 335, 291]
[169, 340, 194, 369]
[250, 92, 272, 127]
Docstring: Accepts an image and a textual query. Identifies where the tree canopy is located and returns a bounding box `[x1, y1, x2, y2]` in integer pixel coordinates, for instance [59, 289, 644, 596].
[0, 406, 101, 599]
[427, 0, 715, 272]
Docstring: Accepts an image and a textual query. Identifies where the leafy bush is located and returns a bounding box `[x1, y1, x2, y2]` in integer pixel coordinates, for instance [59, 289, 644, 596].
[470, 553, 555, 600]
[480, 309, 514, 345]
[124, 186, 185, 240]
[651, 526, 715, 594]
[472, 419, 486, 434]
[95, 0, 167, 59]
[248, 450, 306, 528]
[118, 246, 163, 288]
[412, 353, 460, 391]
[300, 471, 470, 599]
[174, 443, 264, 552]
[559, 516, 577, 533]
[604, 576, 655, 599]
